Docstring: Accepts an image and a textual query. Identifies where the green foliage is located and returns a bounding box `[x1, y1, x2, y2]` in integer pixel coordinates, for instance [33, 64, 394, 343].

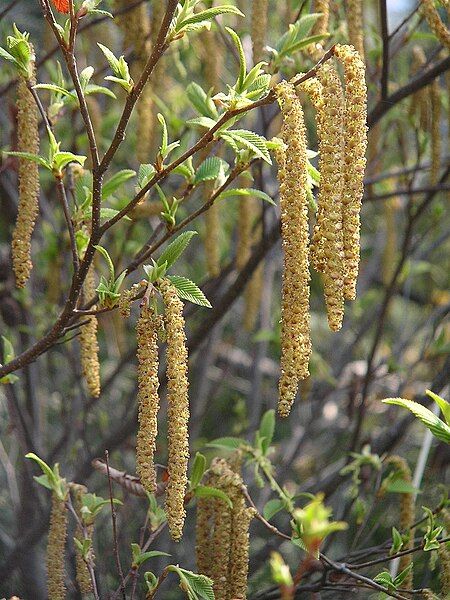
[0, 24, 34, 77]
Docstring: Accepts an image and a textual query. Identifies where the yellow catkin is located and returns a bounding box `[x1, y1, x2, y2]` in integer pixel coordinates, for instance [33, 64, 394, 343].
[47, 494, 67, 600]
[71, 484, 93, 596]
[80, 267, 100, 398]
[12, 66, 40, 288]
[421, 591, 439, 600]
[251, 0, 268, 63]
[409, 46, 429, 131]
[308, 0, 329, 58]
[197, 459, 254, 600]
[438, 543, 450, 597]
[386, 456, 414, 589]
[315, 62, 345, 330]
[275, 82, 311, 417]
[334, 44, 368, 302]
[159, 279, 190, 541]
[136, 304, 160, 494]
[119, 281, 145, 318]
[244, 259, 264, 332]
[345, 0, 365, 60]
[430, 79, 441, 185]
[421, 0, 450, 50]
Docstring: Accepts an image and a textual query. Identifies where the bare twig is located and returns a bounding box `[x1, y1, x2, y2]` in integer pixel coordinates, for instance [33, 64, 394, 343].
[105, 450, 126, 600]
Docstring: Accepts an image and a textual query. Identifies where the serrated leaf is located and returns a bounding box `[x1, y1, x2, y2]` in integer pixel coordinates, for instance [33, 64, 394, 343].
[383, 398, 450, 444]
[138, 163, 156, 188]
[258, 409, 275, 454]
[85, 83, 116, 99]
[99, 208, 131, 222]
[53, 152, 86, 171]
[194, 157, 222, 185]
[426, 390, 450, 425]
[218, 187, 275, 205]
[190, 452, 207, 489]
[225, 27, 246, 91]
[187, 116, 217, 129]
[221, 130, 272, 164]
[167, 275, 212, 308]
[3, 151, 50, 169]
[102, 169, 136, 199]
[206, 437, 245, 450]
[34, 83, 77, 102]
[157, 231, 197, 270]
[186, 82, 218, 119]
[263, 498, 285, 521]
[195, 485, 233, 508]
[179, 6, 243, 30]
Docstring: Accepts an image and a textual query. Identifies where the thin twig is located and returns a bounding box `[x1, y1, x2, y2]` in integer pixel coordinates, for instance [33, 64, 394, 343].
[105, 450, 126, 600]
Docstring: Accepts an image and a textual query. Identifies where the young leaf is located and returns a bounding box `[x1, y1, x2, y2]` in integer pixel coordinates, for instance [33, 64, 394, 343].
[258, 409, 275, 455]
[190, 452, 207, 489]
[263, 498, 286, 521]
[194, 485, 233, 508]
[225, 27, 246, 92]
[218, 187, 275, 205]
[102, 169, 136, 199]
[220, 130, 272, 164]
[167, 275, 212, 308]
[206, 437, 246, 450]
[426, 389, 450, 425]
[193, 157, 223, 185]
[383, 398, 450, 445]
[157, 231, 198, 269]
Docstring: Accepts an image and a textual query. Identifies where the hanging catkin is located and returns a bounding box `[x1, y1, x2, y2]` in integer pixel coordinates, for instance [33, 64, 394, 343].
[136, 303, 160, 494]
[196, 459, 254, 600]
[345, 0, 365, 60]
[315, 62, 345, 330]
[420, 0, 450, 50]
[334, 44, 368, 302]
[47, 493, 68, 600]
[71, 484, 93, 596]
[12, 62, 40, 288]
[275, 82, 311, 418]
[430, 79, 441, 184]
[251, 0, 268, 63]
[308, 0, 329, 58]
[80, 266, 100, 398]
[159, 278, 190, 541]
[386, 456, 414, 590]
[409, 46, 429, 131]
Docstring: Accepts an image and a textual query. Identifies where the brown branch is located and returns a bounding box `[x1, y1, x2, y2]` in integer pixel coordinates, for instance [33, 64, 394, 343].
[105, 450, 126, 600]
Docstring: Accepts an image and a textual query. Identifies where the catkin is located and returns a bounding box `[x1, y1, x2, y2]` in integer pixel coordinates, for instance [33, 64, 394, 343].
[136, 304, 160, 494]
[196, 459, 254, 600]
[308, 0, 329, 58]
[12, 65, 40, 288]
[47, 493, 67, 600]
[421, 591, 439, 600]
[420, 0, 450, 50]
[159, 279, 190, 541]
[275, 82, 311, 417]
[251, 0, 268, 63]
[334, 44, 368, 302]
[80, 267, 100, 398]
[315, 62, 345, 330]
[430, 79, 441, 184]
[409, 46, 429, 131]
[345, 0, 365, 60]
[244, 259, 264, 331]
[386, 456, 414, 589]
[71, 484, 93, 596]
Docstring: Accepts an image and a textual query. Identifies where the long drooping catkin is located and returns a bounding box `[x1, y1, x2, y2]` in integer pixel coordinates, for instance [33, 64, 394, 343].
[80, 267, 100, 398]
[136, 304, 160, 494]
[12, 66, 40, 288]
[159, 279, 190, 541]
[47, 494, 67, 600]
[308, 0, 329, 58]
[251, 0, 268, 63]
[244, 258, 263, 331]
[430, 79, 441, 184]
[345, 0, 365, 60]
[275, 82, 311, 418]
[420, 0, 450, 50]
[386, 456, 414, 590]
[409, 46, 429, 130]
[71, 484, 93, 596]
[334, 44, 368, 302]
[196, 459, 254, 600]
[315, 62, 345, 330]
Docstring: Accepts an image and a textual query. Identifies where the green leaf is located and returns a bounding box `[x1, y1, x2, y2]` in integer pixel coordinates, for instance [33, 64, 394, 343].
[383, 398, 450, 444]
[194, 157, 223, 185]
[3, 151, 50, 169]
[178, 6, 243, 31]
[187, 116, 218, 129]
[225, 27, 246, 92]
[187, 82, 218, 119]
[138, 163, 156, 189]
[190, 452, 207, 489]
[34, 83, 77, 102]
[426, 390, 450, 425]
[258, 409, 275, 455]
[97, 43, 120, 74]
[218, 187, 275, 205]
[102, 169, 136, 199]
[385, 479, 421, 495]
[206, 437, 246, 450]
[53, 151, 86, 172]
[390, 527, 404, 555]
[131, 543, 170, 568]
[263, 498, 285, 521]
[85, 83, 117, 99]
[194, 485, 233, 508]
[157, 231, 198, 270]
[220, 130, 272, 164]
[167, 275, 212, 308]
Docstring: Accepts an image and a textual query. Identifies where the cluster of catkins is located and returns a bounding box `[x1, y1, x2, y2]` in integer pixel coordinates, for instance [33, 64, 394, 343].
[196, 457, 255, 600]
[135, 279, 189, 541]
[275, 44, 367, 417]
